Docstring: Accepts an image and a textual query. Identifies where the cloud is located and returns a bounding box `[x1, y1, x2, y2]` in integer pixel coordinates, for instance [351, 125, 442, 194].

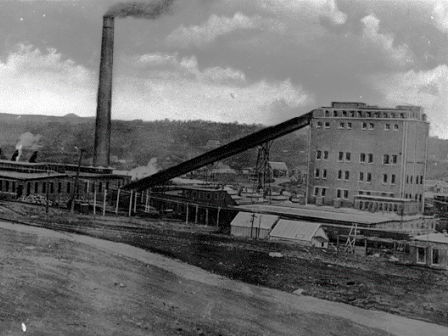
[166, 11, 285, 48]
[0, 45, 311, 126]
[361, 14, 413, 67]
[432, 1, 448, 33]
[247, 0, 346, 25]
[371, 65, 448, 137]
[116, 52, 311, 124]
[0, 44, 96, 116]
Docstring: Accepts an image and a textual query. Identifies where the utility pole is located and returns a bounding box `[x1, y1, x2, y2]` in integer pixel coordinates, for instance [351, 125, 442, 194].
[71, 148, 85, 214]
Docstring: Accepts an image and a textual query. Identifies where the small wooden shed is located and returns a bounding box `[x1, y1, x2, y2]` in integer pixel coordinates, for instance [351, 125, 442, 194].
[230, 212, 279, 239]
[269, 219, 329, 248]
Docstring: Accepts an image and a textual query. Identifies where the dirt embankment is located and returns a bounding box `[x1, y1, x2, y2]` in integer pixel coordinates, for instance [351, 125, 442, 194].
[1, 221, 448, 336]
[1, 201, 448, 329]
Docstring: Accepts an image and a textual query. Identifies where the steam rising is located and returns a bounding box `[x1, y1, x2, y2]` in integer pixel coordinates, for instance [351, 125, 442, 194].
[106, 0, 176, 19]
[16, 132, 42, 150]
[129, 158, 160, 181]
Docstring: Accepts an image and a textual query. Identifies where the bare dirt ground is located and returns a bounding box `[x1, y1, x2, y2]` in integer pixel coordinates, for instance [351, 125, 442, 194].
[0, 202, 448, 335]
[1, 221, 448, 336]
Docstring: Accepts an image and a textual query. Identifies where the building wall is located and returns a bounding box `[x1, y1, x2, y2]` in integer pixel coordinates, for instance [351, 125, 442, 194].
[307, 103, 429, 209]
[407, 243, 448, 269]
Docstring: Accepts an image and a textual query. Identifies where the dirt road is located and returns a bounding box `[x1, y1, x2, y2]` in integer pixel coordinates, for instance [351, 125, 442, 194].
[0, 220, 447, 336]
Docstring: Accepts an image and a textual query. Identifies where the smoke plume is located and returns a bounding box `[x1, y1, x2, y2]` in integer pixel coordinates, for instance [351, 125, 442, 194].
[129, 158, 160, 181]
[16, 132, 42, 151]
[105, 0, 176, 19]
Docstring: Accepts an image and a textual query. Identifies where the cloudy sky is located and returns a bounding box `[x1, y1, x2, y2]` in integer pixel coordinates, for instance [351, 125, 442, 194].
[0, 0, 447, 137]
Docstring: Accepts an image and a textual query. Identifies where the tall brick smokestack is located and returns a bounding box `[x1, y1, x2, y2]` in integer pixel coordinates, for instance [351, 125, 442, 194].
[93, 16, 114, 167]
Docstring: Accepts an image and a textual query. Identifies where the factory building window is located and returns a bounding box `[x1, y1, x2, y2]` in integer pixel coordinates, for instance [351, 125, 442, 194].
[325, 110, 330, 117]
[385, 124, 390, 130]
[321, 188, 327, 196]
[314, 187, 319, 196]
[338, 170, 342, 180]
[324, 151, 329, 160]
[26, 183, 30, 196]
[383, 174, 388, 184]
[350, 111, 355, 117]
[410, 176, 413, 184]
[368, 154, 373, 163]
[367, 173, 372, 182]
[342, 110, 347, 117]
[391, 174, 396, 185]
[5, 181, 9, 192]
[344, 171, 350, 180]
[417, 247, 426, 264]
[99, 183, 103, 192]
[315, 169, 320, 178]
[0, 180, 2, 191]
[347, 122, 352, 129]
[383, 154, 390, 164]
[34, 182, 38, 194]
[432, 249, 440, 265]
[324, 122, 330, 128]
[394, 124, 399, 130]
[337, 189, 349, 199]
[357, 111, 362, 117]
[366, 112, 372, 117]
[400, 113, 405, 118]
[316, 150, 322, 159]
[359, 172, 364, 181]
[67, 182, 71, 193]
[362, 122, 367, 130]
[333, 111, 338, 117]
[369, 123, 375, 130]
[383, 112, 388, 118]
[391, 113, 396, 118]
[50, 183, 54, 194]
[392, 155, 398, 164]
[360, 153, 366, 163]
[345, 152, 351, 162]
[58, 182, 62, 193]
[42, 182, 46, 194]
[339, 122, 345, 129]
[316, 121, 322, 128]
[338, 152, 344, 161]
[322, 169, 327, 179]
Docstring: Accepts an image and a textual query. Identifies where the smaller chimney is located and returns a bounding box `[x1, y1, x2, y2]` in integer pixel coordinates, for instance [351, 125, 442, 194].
[29, 151, 38, 163]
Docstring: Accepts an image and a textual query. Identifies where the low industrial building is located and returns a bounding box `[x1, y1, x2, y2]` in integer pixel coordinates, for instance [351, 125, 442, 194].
[407, 233, 448, 269]
[269, 219, 329, 248]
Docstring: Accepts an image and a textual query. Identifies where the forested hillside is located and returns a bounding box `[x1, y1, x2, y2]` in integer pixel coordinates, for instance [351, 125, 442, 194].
[0, 113, 309, 171]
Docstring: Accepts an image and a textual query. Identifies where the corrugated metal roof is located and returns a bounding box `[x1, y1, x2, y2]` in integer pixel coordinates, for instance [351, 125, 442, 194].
[270, 220, 323, 241]
[269, 161, 288, 170]
[413, 233, 448, 244]
[237, 204, 397, 224]
[230, 212, 279, 229]
[0, 171, 66, 180]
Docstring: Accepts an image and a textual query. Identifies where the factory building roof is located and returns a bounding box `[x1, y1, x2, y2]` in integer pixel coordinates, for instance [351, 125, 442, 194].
[0, 171, 67, 181]
[268, 162, 288, 171]
[236, 203, 408, 225]
[413, 233, 448, 244]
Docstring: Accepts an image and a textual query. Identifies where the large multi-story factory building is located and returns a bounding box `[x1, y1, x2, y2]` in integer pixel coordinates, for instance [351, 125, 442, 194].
[307, 102, 429, 214]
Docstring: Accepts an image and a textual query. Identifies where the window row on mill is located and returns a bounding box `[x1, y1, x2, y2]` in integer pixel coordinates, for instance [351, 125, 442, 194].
[316, 151, 399, 165]
[315, 169, 402, 186]
[323, 110, 409, 119]
[316, 121, 399, 131]
[313, 187, 349, 199]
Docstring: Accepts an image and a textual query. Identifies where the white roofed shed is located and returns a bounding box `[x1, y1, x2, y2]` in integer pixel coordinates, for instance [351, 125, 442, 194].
[269, 219, 329, 248]
[230, 212, 279, 239]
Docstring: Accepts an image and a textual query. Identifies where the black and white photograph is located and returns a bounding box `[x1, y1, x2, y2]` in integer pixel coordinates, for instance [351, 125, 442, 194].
[0, 0, 447, 335]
